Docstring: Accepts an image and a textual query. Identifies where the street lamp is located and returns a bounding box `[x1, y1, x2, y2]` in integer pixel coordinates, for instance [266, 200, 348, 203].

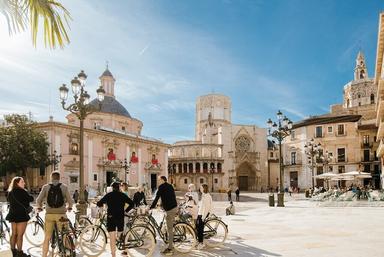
[267, 110, 292, 207]
[120, 158, 131, 184]
[48, 150, 62, 171]
[304, 138, 322, 188]
[59, 70, 105, 215]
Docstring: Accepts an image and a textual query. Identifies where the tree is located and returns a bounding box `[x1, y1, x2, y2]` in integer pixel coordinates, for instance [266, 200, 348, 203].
[0, 114, 49, 185]
[0, 0, 71, 48]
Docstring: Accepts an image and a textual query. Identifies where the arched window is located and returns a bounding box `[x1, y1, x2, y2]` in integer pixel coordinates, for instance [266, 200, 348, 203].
[188, 163, 193, 173]
[183, 163, 188, 173]
[217, 163, 222, 172]
[203, 163, 208, 173]
[371, 94, 375, 104]
[178, 163, 182, 173]
[172, 164, 177, 173]
[196, 163, 201, 173]
[70, 143, 78, 155]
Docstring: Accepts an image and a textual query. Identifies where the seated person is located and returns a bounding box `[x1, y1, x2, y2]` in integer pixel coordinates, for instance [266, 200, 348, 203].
[225, 201, 235, 216]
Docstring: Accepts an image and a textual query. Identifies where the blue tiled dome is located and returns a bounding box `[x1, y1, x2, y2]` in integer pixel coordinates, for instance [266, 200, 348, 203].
[89, 96, 131, 118]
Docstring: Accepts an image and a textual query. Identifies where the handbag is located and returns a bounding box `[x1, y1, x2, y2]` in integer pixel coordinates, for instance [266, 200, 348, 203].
[11, 191, 33, 214]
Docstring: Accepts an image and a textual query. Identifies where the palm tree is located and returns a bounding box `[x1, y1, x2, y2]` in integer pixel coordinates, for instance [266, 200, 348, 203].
[0, 0, 71, 48]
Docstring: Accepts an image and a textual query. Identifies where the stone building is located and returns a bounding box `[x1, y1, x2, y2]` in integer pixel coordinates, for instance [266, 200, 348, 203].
[168, 94, 268, 192]
[374, 12, 384, 188]
[30, 68, 168, 196]
[283, 51, 381, 190]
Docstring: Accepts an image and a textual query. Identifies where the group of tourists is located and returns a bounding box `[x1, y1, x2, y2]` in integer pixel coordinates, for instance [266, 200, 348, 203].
[5, 172, 214, 256]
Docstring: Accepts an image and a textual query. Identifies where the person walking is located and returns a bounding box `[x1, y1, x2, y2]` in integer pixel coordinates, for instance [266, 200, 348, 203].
[150, 176, 177, 255]
[227, 188, 232, 201]
[235, 187, 240, 202]
[73, 190, 79, 203]
[133, 185, 147, 207]
[97, 182, 134, 257]
[196, 184, 212, 250]
[36, 171, 73, 257]
[6, 177, 34, 257]
[84, 186, 89, 203]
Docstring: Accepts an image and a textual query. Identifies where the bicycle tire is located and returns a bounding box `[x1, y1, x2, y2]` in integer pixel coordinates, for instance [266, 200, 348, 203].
[25, 220, 44, 246]
[203, 219, 228, 247]
[79, 225, 107, 257]
[173, 222, 197, 253]
[124, 225, 156, 257]
[0, 221, 11, 245]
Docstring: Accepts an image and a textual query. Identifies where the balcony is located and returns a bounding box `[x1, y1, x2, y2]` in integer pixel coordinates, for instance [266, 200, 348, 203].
[337, 157, 347, 163]
[361, 142, 374, 149]
[284, 160, 303, 166]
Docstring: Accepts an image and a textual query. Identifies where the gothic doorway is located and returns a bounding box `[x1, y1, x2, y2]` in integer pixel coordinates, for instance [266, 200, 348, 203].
[236, 162, 256, 191]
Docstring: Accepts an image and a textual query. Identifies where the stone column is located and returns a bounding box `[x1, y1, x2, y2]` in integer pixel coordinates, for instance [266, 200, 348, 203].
[138, 148, 143, 186]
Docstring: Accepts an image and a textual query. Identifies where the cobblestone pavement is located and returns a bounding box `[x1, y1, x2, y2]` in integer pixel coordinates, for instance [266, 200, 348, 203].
[1, 193, 383, 257]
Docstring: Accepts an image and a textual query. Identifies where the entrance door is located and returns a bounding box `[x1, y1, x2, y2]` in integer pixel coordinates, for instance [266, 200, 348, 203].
[106, 171, 116, 186]
[150, 174, 157, 193]
[289, 171, 298, 188]
[239, 176, 248, 191]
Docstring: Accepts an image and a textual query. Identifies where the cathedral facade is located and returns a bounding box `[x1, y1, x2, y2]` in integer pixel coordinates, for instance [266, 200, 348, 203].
[168, 94, 269, 192]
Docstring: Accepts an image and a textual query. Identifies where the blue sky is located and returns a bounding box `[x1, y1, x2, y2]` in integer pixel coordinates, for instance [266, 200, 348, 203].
[0, 0, 383, 143]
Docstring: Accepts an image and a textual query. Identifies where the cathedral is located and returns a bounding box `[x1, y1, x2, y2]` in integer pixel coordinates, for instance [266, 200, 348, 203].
[168, 94, 269, 192]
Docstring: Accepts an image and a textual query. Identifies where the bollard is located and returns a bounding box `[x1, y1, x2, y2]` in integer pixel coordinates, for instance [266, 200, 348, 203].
[268, 193, 275, 207]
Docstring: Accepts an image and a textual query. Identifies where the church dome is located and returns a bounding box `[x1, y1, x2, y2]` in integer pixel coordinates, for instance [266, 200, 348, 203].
[89, 95, 131, 118]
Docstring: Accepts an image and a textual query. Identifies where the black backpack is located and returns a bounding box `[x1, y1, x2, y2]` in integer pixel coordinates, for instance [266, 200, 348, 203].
[47, 183, 64, 208]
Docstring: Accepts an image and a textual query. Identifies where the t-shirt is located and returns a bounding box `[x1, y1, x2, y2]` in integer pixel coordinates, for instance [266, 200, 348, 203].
[97, 191, 134, 219]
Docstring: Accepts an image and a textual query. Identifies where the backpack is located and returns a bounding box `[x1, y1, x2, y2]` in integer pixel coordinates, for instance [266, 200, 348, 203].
[47, 183, 64, 208]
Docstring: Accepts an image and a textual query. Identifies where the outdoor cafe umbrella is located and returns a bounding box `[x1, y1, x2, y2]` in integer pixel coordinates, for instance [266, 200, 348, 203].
[340, 171, 372, 179]
[315, 172, 338, 188]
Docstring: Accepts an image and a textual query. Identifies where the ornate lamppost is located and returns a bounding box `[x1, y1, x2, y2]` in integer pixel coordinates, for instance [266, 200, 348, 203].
[48, 150, 62, 171]
[59, 70, 105, 215]
[120, 158, 131, 184]
[304, 139, 322, 189]
[267, 110, 293, 207]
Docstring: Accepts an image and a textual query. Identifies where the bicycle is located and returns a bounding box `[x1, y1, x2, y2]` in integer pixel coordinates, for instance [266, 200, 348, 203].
[49, 216, 76, 257]
[178, 204, 228, 247]
[134, 208, 197, 253]
[25, 208, 92, 247]
[79, 208, 155, 257]
[0, 203, 11, 245]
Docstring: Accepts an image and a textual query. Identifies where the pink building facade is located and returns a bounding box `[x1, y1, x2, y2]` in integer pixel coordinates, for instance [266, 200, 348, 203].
[33, 68, 168, 196]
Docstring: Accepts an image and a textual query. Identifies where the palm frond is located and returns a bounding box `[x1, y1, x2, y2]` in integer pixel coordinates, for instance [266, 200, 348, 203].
[0, 0, 71, 49]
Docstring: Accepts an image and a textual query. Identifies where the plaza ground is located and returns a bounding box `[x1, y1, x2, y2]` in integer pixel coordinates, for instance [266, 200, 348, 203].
[1, 193, 383, 257]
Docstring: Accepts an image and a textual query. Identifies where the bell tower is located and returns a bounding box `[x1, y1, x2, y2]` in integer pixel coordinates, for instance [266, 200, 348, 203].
[99, 63, 116, 98]
[354, 51, 368, 80]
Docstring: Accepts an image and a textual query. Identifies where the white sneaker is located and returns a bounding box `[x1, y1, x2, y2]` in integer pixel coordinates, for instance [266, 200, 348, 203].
[197, 243, 205, 250]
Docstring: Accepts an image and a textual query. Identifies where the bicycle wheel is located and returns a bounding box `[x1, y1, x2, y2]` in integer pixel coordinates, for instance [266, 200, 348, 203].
[173, 222, 196, 253]
[0, 221, 11, 244]
[203, 219, 228, 247]
[79, 225, 107, 257]
[76, 216, 92, 229]
[25, 220, 44, 246]
[52, 233, 75, 257]
[124, 225, 155, 257]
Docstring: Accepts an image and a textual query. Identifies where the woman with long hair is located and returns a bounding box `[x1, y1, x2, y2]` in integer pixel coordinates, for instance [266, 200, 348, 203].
[6, 176, 34, 257]
[196, 184, 212, 250]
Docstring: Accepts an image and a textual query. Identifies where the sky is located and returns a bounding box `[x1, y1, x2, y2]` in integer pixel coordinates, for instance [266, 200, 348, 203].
[0, 0, 384, 143]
